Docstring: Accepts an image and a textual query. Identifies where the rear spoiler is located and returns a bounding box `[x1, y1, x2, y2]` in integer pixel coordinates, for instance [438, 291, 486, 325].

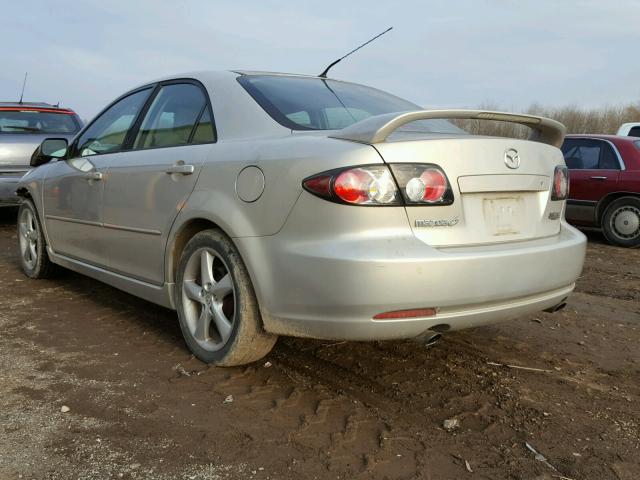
[329, 109, 566, 148]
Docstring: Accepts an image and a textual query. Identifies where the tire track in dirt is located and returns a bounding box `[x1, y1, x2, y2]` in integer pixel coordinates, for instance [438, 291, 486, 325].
[1, 208, 639, 479]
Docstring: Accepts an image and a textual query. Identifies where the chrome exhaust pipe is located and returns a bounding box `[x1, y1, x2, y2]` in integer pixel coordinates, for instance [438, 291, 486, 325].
[543, 302, 566, 313]
[414, 330, 442, 347]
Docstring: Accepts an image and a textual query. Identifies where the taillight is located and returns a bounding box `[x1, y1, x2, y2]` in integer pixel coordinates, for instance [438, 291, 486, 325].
[551, 165, 569, 200]
[303, 163, 454, 206]
[303, 165, 401, 205]
[389, 164, 454, 205]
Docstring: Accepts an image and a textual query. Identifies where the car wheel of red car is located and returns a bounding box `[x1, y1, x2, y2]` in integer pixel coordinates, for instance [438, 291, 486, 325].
[602, 196, 640, 248]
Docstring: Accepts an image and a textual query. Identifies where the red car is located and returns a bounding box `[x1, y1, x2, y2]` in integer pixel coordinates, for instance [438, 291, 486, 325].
[561, 134, 640, 247]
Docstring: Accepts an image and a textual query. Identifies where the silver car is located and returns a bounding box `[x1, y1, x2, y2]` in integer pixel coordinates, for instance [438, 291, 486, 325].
[16, 71, 586, 365]
[0, 102, 82, 206]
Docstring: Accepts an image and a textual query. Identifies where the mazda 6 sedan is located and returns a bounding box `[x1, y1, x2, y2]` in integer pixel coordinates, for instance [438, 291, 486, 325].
[16, 71, 586, 365]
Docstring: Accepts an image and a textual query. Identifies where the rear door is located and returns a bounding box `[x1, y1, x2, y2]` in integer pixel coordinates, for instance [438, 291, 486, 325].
[100, 81, 216, 284]
[562, 138, 621, 226]
[375, 137, 564, 247]
[43, 88, 152, 264]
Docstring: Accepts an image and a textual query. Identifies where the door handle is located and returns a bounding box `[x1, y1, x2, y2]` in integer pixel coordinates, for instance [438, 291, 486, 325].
[84, 171, 103, 181]
[590, 176, 607, 181]
[165, 163, 195, 175]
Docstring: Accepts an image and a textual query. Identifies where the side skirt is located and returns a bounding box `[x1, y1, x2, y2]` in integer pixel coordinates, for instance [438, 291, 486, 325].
[48, 248, 176, 310]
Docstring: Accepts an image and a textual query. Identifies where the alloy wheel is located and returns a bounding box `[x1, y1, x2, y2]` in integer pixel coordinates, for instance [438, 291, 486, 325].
[19, 208, 38, 270]
[181, 248, 236, 351]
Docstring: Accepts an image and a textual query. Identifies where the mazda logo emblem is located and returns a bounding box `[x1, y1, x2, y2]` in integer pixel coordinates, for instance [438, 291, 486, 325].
[504, 148, 520, 169]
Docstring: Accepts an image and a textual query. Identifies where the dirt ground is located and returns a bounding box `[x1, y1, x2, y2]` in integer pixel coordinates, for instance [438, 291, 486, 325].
[0, 207, 638, 480]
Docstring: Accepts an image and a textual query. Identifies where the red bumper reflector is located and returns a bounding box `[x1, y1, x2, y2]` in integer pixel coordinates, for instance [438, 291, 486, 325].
[373, 308, 437, 320]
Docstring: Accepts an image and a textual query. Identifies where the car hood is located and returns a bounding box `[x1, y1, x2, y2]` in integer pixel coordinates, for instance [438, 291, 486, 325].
[0, 133, 76, 167]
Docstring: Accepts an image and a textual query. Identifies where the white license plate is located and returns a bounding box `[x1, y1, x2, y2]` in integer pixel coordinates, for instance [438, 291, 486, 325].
[483, 197, 524, 235]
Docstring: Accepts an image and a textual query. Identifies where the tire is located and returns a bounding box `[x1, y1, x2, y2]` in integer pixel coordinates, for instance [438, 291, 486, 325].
[175, 229, 277, 365]
[17, 200, 58, 278]
[601, 196, 640, 248]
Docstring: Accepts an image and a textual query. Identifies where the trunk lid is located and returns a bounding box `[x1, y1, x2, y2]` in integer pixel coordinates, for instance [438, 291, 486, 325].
[374, 136, 565, 247]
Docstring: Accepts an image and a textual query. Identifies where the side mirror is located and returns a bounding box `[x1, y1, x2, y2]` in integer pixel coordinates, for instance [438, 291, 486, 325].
[31, 138, 69, 167]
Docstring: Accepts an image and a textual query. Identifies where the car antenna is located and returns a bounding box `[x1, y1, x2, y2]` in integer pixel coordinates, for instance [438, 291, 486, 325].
[318, 27, 393, 78]
[18, 72, 28, 104]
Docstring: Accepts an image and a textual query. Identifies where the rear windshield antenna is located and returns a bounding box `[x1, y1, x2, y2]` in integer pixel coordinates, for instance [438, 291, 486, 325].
[319, 27, 392, 78]
[19, 72, 28, 104]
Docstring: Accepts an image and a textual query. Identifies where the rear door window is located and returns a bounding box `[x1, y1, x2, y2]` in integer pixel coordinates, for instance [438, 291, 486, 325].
[190, 108, 216, 144]
[133, 83, 214, 149]
[561, 138, 619, 170]
[599, 143, 619, 169]
[628, 126, 640, 137]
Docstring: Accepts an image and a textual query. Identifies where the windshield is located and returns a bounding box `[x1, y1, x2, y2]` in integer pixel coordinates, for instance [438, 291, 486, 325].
[0, 109, 80, 134]
[237, 75, 464, 134]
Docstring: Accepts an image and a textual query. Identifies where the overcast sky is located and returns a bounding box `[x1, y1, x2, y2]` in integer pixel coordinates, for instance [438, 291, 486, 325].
[1, 0, 638, 120]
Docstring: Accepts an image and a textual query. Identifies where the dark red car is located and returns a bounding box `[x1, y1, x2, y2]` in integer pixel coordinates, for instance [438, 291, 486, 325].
[561, 134, 640, 247]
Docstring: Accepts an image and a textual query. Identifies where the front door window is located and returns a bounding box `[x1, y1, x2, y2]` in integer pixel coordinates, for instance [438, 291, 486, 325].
[75, 88, 151, 157]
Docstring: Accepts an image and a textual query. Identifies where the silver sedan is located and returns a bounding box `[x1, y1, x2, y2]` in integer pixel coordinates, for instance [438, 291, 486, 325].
[16, 71, 586, 365]
[0, 102, 81, 206]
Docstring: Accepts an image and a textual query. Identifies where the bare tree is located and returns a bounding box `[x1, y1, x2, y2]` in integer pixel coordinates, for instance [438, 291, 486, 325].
[452, 103, 640, 138]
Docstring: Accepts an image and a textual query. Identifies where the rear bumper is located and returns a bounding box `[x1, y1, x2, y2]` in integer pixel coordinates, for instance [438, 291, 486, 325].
[0, 171, 26, 206]
[236, 222, 586, 341]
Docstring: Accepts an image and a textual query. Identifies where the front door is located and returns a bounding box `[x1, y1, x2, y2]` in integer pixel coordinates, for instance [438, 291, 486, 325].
[100, 81, 216, 284]
[43, 88, 152, 264]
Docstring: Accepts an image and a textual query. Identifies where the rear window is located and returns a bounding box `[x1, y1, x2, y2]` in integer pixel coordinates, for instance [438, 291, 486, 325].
[0, 109, 80, 134]
[237, 75, 463, 134]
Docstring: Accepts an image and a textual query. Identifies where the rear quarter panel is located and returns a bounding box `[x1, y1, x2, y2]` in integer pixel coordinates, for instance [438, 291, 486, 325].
[617, 170, 640, 192]
[177, 136, 383, 238]
[166, 136, 383, 288]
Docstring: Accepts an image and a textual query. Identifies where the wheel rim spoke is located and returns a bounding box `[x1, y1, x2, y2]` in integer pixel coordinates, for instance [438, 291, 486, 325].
[183, 280, 204, 303]
[19, 232, 28, 255]
[19, 209, 37, 268]
[200, 250, 214, 285]
[211, 306, 232, 342]
[212, 274, 233, 301]
[193, 307, 212, 341]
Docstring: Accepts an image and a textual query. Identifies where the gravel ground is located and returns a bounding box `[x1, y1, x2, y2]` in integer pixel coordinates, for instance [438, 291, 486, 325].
[0, 206, 638, 480]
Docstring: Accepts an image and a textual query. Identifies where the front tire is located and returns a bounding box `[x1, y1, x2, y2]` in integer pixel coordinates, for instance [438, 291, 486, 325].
[601, 197, 640, 248]
[176, 229, 277, 365]
[17, 200, 57, 278]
